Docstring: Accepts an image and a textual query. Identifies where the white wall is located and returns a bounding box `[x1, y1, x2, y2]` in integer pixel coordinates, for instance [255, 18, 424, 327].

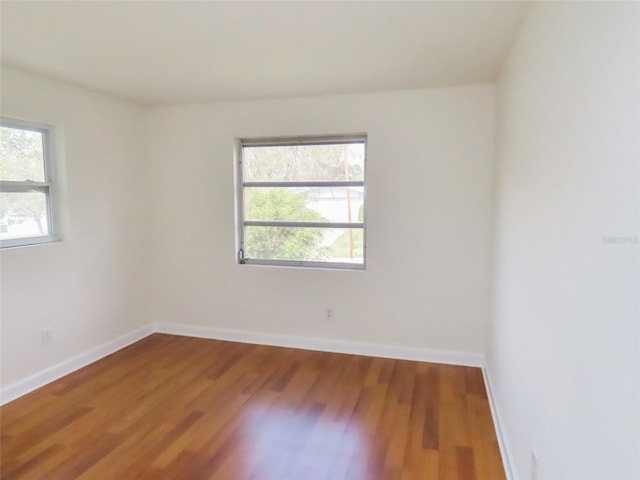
[489, 2, 640, 479]
[0, 67, 150, 387]
[148, 86, 496, 355]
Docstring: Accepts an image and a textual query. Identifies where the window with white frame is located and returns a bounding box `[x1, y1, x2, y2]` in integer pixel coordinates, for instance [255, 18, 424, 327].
[237, 135, 366, 270]
[0, 118, 58, 248]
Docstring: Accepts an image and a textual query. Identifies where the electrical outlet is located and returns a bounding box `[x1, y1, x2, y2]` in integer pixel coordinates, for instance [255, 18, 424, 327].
[326, 308, 333, 321]
[531, 450, 538, 480]
[41, 328, 52, 346]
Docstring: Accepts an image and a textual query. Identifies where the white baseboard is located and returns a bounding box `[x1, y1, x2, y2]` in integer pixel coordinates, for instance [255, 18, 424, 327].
[1, 321, 484, 406]
[0, 324, 154, 406]
[482, 364, 517, 480]
[154, 321, 484, 367]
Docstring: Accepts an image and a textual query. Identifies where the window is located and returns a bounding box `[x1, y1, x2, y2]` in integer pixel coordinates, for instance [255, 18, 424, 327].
[237, 135, 366, 270]
[0, 118, 58, 248]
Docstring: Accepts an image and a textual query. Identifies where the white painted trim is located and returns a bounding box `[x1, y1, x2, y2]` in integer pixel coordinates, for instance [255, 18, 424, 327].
[154, 321, 484, 367]
[0, 324, 154, 406]
[1, 321, 486, 408]
[482, 364, 517, 480]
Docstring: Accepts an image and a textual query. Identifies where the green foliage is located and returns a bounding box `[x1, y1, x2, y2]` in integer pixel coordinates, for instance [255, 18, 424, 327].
[0, 127, 45, 182]
[245, 188, 328, 261]
[328, 229, 364, 259]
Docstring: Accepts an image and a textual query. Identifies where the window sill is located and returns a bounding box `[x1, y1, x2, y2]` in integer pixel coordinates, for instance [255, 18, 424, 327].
[1, 236, 61, 250]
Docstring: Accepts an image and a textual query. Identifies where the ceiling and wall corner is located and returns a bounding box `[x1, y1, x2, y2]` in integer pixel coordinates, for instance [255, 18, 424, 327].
[1, 1, 529, 104]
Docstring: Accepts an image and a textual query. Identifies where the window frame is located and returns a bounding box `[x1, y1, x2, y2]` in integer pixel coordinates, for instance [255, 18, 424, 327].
[236, 134, 367, 271]
[0, 117, 59, 249]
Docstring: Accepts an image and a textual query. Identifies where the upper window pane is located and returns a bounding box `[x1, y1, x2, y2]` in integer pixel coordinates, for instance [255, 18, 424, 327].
[0, 126, 46, 182]
[243, 142, 364, 182]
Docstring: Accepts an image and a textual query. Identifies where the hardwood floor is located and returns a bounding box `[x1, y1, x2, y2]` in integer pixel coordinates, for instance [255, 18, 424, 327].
[0, 334, 505, 480]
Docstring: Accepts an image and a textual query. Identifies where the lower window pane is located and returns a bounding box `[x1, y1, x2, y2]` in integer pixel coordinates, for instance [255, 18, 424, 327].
[0, 192, 49, 240]
[245, 226, 364, 264]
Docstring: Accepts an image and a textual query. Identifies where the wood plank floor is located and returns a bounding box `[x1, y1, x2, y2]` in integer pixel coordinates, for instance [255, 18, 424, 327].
[0, 334, 505, 480]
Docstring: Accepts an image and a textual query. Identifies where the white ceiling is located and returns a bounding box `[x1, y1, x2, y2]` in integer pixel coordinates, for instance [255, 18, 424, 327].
[0, 1, 529, 106]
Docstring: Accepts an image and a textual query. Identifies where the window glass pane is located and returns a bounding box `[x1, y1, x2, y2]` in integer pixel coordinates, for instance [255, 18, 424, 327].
[245, 187, 364, 223]
[243, 142, 364, 182]
[0, 127, 46, 182]
[245, 226, 364, 264]
[0, 192, 49, 240]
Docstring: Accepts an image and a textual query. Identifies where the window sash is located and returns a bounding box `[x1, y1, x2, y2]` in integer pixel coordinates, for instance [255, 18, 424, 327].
[240, 134, 365, 148]
[244, 220, 364, 229]
[240, 257, 366, 270]
[243, 180, 363, 188]
[1, 118, 58, 249]
[237, 135, 366, 269]
[0, 186, 55, 248]
[0, 181, 52, 192]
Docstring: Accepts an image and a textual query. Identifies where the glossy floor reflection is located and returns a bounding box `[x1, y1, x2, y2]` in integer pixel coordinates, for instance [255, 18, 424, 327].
[244, 404, 367, 479]
[0, 334, 505, 479]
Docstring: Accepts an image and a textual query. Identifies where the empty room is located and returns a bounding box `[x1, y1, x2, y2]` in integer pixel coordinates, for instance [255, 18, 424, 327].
[0, 1, 638, 479]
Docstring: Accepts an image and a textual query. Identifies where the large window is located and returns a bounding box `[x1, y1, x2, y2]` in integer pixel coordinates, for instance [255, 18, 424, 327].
[0, 118, 58, 248]
[237, 135, 366, 270]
